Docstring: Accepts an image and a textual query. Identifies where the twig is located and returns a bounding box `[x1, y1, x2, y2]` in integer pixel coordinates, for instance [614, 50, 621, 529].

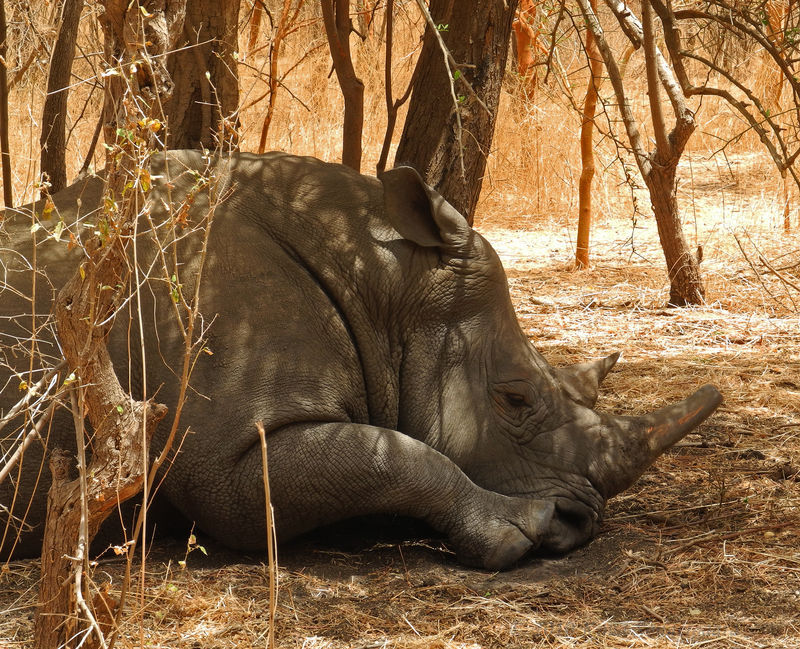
[80, 113, 104, 176]
[110, 154, 226, 649]
[664, 521, 794, 556]
[641, 605, 666, 623]
[542, 0, 567, 88]
[411, 0, 491, 178]
[732, 233, 793, 311]
[0, 359, 66, 437]
[258, 1, 304, 152]
[0, 0, 13, 208]
[257, 421, 278, 649]
[0, 397, 58, 486]
[70, 386, 108, 649]
[759, 253, 800, 296]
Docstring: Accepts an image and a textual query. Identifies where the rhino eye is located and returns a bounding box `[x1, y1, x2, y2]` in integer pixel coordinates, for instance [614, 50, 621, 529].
[504, 392, 528, 408]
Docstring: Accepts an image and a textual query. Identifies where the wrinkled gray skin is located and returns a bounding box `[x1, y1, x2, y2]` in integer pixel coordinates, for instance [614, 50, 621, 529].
[0, 151, 722, 569]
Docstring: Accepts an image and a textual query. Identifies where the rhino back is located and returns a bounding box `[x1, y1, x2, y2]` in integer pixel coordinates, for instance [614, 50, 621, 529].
[137, 150, 399, 423]
[2, 151, 405, 555]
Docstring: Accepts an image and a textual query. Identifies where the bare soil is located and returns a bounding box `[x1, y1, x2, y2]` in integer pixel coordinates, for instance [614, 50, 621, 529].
[2, 154, 799, 648]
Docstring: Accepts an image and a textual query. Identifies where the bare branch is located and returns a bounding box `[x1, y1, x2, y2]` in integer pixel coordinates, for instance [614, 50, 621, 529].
[0, 359, 66, 438]
[673, 6, 800, 104]
[642, 0, 670, 157]
[377, 0, 419, 174]
[321, 0, 364, 170]
[650, 2, 800, 192]
[0, 397, 57, 486]
[575, 0, 651, 176]
[604, 0, 692, 132]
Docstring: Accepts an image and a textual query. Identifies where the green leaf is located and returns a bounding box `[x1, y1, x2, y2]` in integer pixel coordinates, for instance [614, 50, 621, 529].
[453, 70, 461, 81]
[116, 404, 124, 413]
[115, 127, 134, 142]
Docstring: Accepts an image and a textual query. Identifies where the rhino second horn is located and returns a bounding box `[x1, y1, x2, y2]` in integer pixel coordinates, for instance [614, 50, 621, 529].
[599, 384, 723, 498]
[556, 351, 621, 407]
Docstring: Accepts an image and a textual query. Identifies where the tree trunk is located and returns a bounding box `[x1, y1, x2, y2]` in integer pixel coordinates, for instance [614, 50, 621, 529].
[322, 0, 365, 171]
[39, 0, 83, 194]
[512, 0, 540, 97]
[164, 0, 239, 150]
[34, 1, 184, 646]
[0, 0, 12, 207]
[395, 0, 519, 224]
[645, 161, 705, 306]
[640, 0, 704, 306]
[575, 0, 602, 269]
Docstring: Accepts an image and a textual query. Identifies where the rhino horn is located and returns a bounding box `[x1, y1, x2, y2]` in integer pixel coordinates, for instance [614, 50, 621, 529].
[556, 352, 620, 407]
[597, 384, 723, 497]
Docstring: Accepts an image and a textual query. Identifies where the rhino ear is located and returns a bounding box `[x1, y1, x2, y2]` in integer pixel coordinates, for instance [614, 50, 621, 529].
[555, 352, 621, 408]
[379, 165, 468, 248]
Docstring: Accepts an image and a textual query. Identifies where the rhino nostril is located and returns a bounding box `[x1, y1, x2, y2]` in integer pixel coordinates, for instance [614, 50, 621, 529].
[542, 499, 598, 554]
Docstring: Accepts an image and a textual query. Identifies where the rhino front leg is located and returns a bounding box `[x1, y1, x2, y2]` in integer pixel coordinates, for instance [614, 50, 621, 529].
[192, 422, 559, 570]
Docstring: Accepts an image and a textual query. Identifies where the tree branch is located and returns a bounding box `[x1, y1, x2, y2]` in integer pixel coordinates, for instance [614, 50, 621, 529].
[641, 0, 670, 158]
[575, 0, 650, 176]
[651, 1, 800, 191]
[321, 0, 364, 170]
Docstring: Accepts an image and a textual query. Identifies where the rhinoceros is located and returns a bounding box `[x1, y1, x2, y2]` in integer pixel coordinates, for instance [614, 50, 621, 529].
[0, 150, 721, 569]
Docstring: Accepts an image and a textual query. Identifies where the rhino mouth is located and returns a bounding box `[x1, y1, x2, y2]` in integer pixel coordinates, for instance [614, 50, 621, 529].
[539, 497, 600, 553]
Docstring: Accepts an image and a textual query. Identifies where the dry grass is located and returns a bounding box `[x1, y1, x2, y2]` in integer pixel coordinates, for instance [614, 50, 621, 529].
[2, 4, 800, 649]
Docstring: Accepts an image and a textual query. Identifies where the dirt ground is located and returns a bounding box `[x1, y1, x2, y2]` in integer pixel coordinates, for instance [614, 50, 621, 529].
[1, 154, 799, 648]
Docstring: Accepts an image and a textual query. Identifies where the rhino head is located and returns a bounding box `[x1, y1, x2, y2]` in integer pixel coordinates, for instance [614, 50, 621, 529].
[380, 166, 722, 559]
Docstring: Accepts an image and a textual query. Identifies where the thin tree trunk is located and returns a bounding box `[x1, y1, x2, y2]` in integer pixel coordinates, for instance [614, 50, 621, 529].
[164, 0, 240, 150]
[40, 0, 83, 194]
[395, 0, 519, 224]
[0, 0, 12, 207]
[321, 0, 365, 171]
[34, 2, 184, 645]
[576, 0, 602, 269]
[258, 0, 296, 153]
[377, 0, 398, 174]
[782, 169, 791, 231]
[578, 0, 704, 305]
[376, 0, 416, 174]
[645, 162, 704, 306]
[640, 0, 703, 305]
[512, 0, 541, 97]
[247, 0, 265, 59]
